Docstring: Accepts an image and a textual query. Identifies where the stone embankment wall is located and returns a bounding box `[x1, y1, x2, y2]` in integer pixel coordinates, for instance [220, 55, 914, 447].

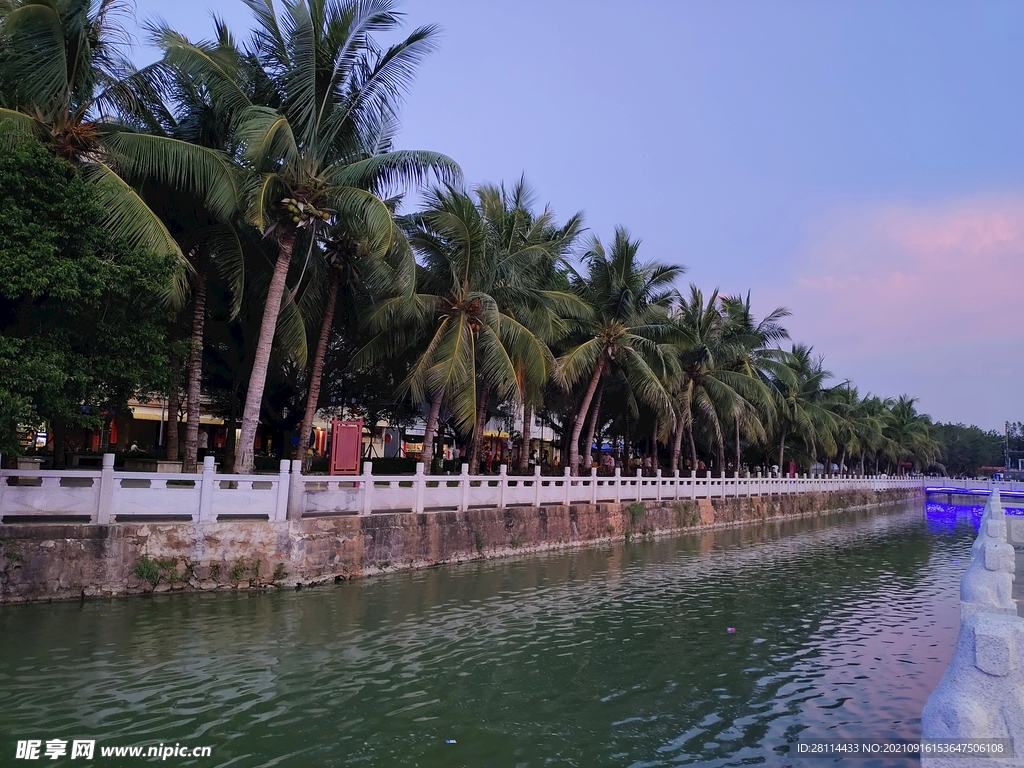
[0, 488, 918, 603]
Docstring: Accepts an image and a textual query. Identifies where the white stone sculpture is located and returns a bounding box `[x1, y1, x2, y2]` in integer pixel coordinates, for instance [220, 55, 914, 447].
[962, 491, 1016, 619]
[922, 612, 1024, 767]
[971, 491, 1006, 560]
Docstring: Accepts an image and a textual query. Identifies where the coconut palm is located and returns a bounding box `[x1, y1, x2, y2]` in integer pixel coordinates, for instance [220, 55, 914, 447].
[354, 185, 572, 473]
[828, 385, 885, 475]
[719, 292, 790, 471]
[669, 286, 777, 476]
[771, 344, 838, 471]
[884, 395, 938, 474]
[469, 178, 584, 472]
[0, 0, 238, 283]
[295, 202, 416, 461]
[129, 25, 250, 472]
[556, 228, 682, 476]
[154, 0, 459, 473]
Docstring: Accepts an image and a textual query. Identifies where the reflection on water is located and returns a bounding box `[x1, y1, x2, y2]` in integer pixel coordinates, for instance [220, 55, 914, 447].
[0, 503, 968, 767]
[924, 500, 1024, 535]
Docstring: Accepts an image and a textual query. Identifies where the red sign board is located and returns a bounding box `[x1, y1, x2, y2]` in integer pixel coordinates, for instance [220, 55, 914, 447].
[329, 418, 363, 475]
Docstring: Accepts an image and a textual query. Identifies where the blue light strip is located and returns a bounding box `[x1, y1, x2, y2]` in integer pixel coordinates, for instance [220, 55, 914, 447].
[924, 487, 1024, 499]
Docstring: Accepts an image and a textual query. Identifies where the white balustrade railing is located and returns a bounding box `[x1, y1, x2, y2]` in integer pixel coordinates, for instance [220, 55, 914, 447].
[0, 453, 928, 525]
[923, 478, 1023, 494]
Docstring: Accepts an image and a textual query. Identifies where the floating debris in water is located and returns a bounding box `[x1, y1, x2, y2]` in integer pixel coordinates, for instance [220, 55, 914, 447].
[953, 559, 960, 565]
[445, 740, 457, 744]
[727, 627, 737, 633]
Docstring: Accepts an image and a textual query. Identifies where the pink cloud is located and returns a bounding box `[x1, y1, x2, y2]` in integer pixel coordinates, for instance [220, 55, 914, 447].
[784, 195, 1024, 354]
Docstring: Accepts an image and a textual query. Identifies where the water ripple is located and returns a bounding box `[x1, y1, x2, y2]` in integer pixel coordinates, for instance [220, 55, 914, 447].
[0, 503, 970, 767]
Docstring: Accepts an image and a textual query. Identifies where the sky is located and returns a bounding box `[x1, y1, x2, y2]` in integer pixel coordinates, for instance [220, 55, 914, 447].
[130, 0, 1024, 431]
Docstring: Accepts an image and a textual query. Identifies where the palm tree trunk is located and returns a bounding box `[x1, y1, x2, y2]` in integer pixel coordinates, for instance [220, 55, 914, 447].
[687, 423, 697, 471]
[467, 378, 492, 474]
[671, 419, 684, 472]
[838, 447, 846, 475]
[421, 389, 444, 473]
[778, 425, 787, 469]
[650, 418, 658, 469]
[235, 229, 296, 475]
[223, 413, 237, 473]
[581, 377, 605, 471]
[183, 253, 207, 474]
[568, 356, 607, 476]
[298, 271, 340, 465]
[518, 401, 532, 472]
[716, 437, 725, 478]
[734, 425, 741, 472]
[166, 354, 181, 462]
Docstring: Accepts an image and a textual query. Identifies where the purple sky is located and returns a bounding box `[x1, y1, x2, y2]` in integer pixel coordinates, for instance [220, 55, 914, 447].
[131, 0, 1024, 430]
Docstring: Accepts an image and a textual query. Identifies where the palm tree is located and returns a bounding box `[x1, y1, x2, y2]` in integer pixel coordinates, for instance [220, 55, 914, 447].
[719, 292, 790, 472]
[0, 0, 238, 283]
[556, 228, 682, 476]
[296, 210, 415, 462]
[671, 288, 782, 475]
[354, 185, 568, 473]
[156, 0, 459, 474]
[829, 385, 884, 475]
[885, 395, 938, 474]
[470, 178, 583, 472]
[771, 344, 838, 471]
[133, 25, 248, 473]
[669, 287, 777, 476]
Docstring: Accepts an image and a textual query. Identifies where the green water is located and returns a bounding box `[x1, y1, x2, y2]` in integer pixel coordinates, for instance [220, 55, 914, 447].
[0, 502, 968, 767]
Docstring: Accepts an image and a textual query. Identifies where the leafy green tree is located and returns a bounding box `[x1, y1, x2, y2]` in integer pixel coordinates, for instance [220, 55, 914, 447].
[933, 423, 1003, 476]
[0, 137, 176, 457]
[0, 0, 237, 281]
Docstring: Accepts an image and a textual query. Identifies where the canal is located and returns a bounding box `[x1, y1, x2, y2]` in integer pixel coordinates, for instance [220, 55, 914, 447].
[0, 501, 973, 766]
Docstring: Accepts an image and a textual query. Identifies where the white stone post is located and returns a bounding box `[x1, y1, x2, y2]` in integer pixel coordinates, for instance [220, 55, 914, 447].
[498, 464, 507, 509]
[273, 459, 290, 522]
[362, 461, 375, 515]
[690, 469, 697, 500]
[614, 467, 622, 504]
[198, 455, 215, 523]
[460, 462, 471, 512]
[288, 460, 303, 520]
[636, 468, 643, 502]
[413, 462, 425, 514]
[533, 464, 542, 508]
[96, 453, 115, 524]
[590, 467, 598, 505]
[673, 468, 681, 501]
[656, 468, 663, 503]
[564, 466, 572, 506]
